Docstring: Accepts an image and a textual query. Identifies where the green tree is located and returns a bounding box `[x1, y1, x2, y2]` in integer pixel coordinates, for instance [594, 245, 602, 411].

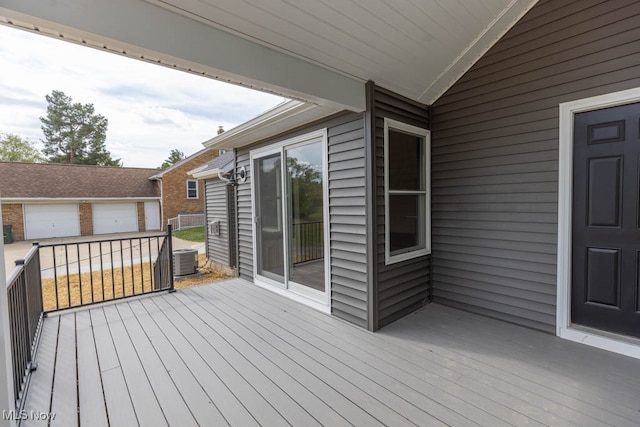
[40, 90, 121, 166]
[160, 149, 186, 169]
[287, 156, 323, 221]
[0, 132, 45, 162]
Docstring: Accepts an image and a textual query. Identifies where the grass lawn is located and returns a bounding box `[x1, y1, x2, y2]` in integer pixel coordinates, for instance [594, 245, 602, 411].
[173, 226, 205, 242]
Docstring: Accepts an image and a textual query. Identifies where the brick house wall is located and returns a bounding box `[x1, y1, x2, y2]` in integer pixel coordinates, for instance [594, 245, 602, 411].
[79, 202, 93, 236]
[160, 149, 219, 225]
[1, 203, 24, 241]
[137, 201, 146, 231]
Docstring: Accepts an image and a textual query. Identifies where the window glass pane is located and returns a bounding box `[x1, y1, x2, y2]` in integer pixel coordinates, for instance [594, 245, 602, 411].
[388, 129, 423, 190]
[286, 141, 325, 292]
[389, 194, 424, 254]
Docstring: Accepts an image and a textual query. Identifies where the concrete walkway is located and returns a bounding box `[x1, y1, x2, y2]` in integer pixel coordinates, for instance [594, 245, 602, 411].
[4, 232, 204, 279]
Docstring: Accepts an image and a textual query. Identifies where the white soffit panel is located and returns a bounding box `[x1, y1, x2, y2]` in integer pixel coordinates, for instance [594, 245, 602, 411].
[144, 0, 539, 104]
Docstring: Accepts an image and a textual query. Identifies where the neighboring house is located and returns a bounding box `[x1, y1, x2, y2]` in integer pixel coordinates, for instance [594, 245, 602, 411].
[188, 151, 235, 273]
[0, 162, 161, 241]
[196, 0, 640, 359]
[3, 0, 640, 360]
[148, 147, 219, 227]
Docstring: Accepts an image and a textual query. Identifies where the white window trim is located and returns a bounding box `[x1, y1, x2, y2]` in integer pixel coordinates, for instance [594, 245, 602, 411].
[558, 87, 640, 360]
[384, 118, 431, 265]
[186, 179, 198, 199]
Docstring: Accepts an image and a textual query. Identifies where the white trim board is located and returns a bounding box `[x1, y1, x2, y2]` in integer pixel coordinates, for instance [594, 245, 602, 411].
[557, 87, 640, 360]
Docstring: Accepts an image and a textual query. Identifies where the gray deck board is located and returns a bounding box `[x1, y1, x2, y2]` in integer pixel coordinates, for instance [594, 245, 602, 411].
[116, 302, 198, 427]
[131, 298, 230, 427]
[102, 305, 168, 427]
[22, 316, 58, 427]
[212, 281, 541, 426]
[219, 280, 593, 426]
[204, 284, 473, 426]
[90, 307, 138, 427]
[170, 290, 374, 427]
[76, 311, 108, 427]
[22, 278, 640, 426]
[49, 313, 77, 427]
[149, 295, 306, 427]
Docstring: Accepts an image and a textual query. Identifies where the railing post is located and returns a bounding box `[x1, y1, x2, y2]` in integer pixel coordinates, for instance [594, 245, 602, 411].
[167, 225, 175, 293]
[0, 203, 17, 426]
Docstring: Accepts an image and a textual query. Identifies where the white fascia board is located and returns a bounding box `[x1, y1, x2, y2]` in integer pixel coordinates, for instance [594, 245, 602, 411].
[1, 197, 160, 203]
[203, 100, 342, 150]
[190, 168, 221, 180]
[0, 0, 365, 111]
[186, 164, 209, 177]
[419, 0, 539, 104]
[203, 100, 307, 147]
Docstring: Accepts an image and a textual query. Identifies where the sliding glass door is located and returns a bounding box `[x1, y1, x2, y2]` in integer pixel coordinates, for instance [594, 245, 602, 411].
[254, 153, 285, 284]
[252, 132, 328, 303]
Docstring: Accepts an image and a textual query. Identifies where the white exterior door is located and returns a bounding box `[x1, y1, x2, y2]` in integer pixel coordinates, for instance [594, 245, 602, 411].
[24, 204, 80, 240]
[144, 201, 161, 231]
[93, 203, 138, 234]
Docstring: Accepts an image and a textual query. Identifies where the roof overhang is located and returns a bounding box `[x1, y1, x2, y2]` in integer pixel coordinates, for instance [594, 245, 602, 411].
[0, 0, 538, 109]
[0, 0, 365, 111]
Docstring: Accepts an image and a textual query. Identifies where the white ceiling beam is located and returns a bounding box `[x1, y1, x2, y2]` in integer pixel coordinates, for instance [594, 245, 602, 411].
[0, 0, 365, 111]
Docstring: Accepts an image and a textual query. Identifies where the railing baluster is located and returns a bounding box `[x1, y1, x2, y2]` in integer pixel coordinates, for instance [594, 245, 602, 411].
[64, 245, 71, 308]
[99, 241, 105, 302]
[120, 240, 125, 297]
[110, 241, 115, 300]
[88, 243, 95, 304]
[52, 247, 59, 310]
[77, 243, 82, 305]
[148, 238, 153, 291]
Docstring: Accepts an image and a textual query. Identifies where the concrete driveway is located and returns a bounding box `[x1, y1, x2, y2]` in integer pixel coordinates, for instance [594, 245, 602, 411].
[4, 232, 204, 278]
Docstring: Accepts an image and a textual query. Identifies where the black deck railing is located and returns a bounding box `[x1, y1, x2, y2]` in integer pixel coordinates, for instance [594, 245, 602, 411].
[292, 221, 324, 264]
[39, 228, 175, 312]
[6, 242, 43, 408]
[5, 228, 175, 411]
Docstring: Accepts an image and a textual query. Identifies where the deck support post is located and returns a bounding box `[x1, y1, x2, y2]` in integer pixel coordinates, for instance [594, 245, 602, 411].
[0, 203, 17, 426]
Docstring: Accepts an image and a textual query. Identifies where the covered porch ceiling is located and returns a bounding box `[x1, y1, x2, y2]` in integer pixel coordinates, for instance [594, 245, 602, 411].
[0, 0, 537, 112]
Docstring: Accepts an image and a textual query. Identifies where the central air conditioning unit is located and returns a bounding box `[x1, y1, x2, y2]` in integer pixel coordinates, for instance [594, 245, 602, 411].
[173, 249, 198, 276]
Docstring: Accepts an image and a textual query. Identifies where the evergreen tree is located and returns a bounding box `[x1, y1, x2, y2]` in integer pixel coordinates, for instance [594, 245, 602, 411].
[160, 149, 186, 169]
[40, 90, 121, 166]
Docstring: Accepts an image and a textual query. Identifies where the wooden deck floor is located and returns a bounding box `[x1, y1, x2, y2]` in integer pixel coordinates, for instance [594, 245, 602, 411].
[22, 278, 640, 426]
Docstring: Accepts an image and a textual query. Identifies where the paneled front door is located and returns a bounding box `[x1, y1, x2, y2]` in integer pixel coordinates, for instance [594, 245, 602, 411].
[572, 102, 640, 338]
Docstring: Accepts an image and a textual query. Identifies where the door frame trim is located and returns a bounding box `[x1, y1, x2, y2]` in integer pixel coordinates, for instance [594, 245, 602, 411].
[249, 128, 331, 310]
[558, 87, 640, 360]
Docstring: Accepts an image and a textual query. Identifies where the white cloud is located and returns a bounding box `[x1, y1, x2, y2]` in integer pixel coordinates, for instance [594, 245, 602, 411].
[0, 25, 285, 167]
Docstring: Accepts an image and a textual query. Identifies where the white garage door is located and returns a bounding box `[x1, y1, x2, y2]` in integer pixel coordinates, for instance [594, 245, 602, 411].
[24, 204, 80, 240]
[93, 203, 139, 234]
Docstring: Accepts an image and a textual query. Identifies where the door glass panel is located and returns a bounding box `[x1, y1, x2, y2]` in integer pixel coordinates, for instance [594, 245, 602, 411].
[255, 154, 284, 283]
[286, 142, 325, 292]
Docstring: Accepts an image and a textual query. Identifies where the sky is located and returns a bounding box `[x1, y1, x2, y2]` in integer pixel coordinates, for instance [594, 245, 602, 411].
[0, 25, 285, 168]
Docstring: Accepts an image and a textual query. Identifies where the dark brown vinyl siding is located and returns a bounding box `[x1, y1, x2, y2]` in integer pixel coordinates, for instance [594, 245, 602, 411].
[204, 178, 230, 268]
[430, 0, 640, 332]
[374, 86, 431, 328]
[234, 112, 369, 327]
